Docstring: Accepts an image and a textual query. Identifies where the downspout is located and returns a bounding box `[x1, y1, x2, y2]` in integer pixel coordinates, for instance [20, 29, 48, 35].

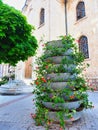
[65, 0, 68, 35]
[49, 0, 51, 41]
[22, 0, 28, 12]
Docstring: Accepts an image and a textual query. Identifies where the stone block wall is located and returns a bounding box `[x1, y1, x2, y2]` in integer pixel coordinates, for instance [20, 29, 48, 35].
[87, 77, 98, 91]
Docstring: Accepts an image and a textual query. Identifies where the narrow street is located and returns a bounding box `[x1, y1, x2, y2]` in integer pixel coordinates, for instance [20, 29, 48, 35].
[0, 92, 98, 130]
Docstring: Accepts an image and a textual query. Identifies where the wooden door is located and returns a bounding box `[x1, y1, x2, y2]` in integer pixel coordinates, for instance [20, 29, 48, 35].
[25, 57, 32, 78]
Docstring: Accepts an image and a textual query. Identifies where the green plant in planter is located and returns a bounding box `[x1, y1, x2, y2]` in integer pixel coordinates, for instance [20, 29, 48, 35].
[33, 35, 93, 129]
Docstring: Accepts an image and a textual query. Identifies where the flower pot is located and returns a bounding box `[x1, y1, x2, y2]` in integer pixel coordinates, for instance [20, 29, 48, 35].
[46, 73, 77, 82]
[43, 91, 79, 101]
[47, 64, 76, 73]
[65, 64, 76, 72]
[47, 40, 64, 48]
[45, 48, 73, 58]
[61, 91, 79, 100]
[42, 100, 82, 110]
[47, 111, 83, 122]
[45, 56, 72, 64]
[46, 73, 70, 82]
[45, 82, 73, 90]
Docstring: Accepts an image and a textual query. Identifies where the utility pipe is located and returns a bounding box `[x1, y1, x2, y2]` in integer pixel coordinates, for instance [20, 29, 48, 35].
[65, 0, 68, 35]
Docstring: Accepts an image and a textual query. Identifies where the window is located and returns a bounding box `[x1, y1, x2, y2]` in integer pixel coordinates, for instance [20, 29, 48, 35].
[76, 1, 86, 20]
[40, 8, 45, 25]
[79, 36, 89, 59]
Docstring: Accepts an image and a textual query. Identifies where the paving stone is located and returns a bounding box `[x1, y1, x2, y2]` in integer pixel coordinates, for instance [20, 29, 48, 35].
[0, 92, 98, 130]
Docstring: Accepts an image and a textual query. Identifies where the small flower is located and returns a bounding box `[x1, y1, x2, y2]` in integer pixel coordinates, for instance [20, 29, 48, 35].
[42, 44, 45, 47]
[31, 113, 36, 118]
[31, 113, 36, 119]
[70, 95, 75, 99]
[75, 39, 80, 43]
[60, 127, 63, 130]
[87, 79, 89, 82]
[49, 94, 53, 98]
[94, 88, 96, 91]
[70, 117, 74, 121]
[46, 60, 50, 63]
[45, 65, 48, 69]
[47, 77, 50, 80]
[47, 121, 51, 125]
[41, 77, 47, 82]
[30, 113, 33, 116]
[37, 123, 41, 126]
[89, 83, 92, 87]
[35, 81, 39, 85]
[36, 67, 39, 69]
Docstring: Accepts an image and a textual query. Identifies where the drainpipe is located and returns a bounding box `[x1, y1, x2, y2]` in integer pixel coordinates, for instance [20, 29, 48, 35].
[65, 0, 68, 35]
[49, 0, 51, 41]
[22, 0, 28, 12]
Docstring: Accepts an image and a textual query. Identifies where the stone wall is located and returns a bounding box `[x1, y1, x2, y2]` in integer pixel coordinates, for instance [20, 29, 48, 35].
[67, 0, 98, 78]
[87, 77, 98, 91]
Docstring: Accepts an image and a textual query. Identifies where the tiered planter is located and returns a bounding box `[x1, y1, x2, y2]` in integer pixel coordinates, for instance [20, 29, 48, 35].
[42, 40, 83, 123]
[34, 35, 93, 129]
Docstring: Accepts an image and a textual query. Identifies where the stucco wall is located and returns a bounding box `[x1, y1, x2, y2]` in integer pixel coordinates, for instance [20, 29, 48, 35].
[66, 0, 98, 78]
[21, 0, 66, 81]
[23, 0, 66, 42]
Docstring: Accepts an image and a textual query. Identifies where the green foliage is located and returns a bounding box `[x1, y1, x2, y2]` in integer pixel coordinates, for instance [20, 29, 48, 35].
[0, 0, 2, 4]
[0, 2, 38, 66]
[0, 74, 15, 86]
[0, 76, 9, 85]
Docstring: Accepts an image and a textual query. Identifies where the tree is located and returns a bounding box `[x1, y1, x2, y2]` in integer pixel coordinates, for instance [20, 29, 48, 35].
[0, 1, 38, 66]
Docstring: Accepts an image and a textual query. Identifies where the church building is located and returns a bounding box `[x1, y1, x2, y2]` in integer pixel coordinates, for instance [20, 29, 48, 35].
[22, 0, 98, 88]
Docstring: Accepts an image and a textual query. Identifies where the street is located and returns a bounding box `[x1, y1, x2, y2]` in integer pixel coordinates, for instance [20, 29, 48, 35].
[0, 93, 45, 130]
[0, 92, 98, 130]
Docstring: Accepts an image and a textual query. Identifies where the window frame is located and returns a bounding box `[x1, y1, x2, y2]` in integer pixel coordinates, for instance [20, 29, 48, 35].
[39, 8, 45, 26]
[76, 1, 86, 20]
[78, 35, 89, 59]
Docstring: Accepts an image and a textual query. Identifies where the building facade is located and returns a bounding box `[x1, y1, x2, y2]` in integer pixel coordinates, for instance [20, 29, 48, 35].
[21, 0, 98, 86]
[22, 0, 66, 41]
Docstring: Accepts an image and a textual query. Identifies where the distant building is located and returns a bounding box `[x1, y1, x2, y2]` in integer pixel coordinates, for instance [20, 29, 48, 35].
[0, 64, 9, 78]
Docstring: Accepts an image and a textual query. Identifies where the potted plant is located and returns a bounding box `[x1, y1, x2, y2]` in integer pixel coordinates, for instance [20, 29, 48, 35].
[33, 35, 93, 129]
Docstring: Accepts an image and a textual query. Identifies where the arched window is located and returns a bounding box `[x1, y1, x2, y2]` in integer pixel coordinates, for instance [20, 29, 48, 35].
[79, 36, 89, 59]
[40, 8, 45, 25]
[76, 1, 86, 20]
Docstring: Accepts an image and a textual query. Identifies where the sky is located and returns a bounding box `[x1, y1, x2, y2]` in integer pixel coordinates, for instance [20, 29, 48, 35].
[3, 0, 26, 10]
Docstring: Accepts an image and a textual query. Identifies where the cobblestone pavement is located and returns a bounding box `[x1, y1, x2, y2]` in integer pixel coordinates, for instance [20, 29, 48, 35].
[0, 92, 98, 130]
